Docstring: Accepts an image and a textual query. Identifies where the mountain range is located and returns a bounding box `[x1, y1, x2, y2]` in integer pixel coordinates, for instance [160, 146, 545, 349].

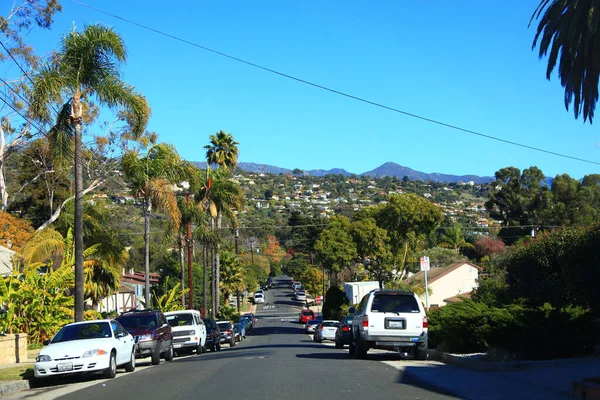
[193, 161, 494, 184]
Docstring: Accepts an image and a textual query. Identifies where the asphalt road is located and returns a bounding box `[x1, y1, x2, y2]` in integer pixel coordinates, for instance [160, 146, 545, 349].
[13, 277, 457, 400]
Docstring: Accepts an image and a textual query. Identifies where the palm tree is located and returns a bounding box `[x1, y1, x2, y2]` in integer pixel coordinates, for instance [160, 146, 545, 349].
[219, 250, 244, 307]
[30, 24, 150, 321]
[438, 225, 474, 254]
[204, 130, 239, 172]
[531, 0, 600, 122]
[121, 143, 183, 307]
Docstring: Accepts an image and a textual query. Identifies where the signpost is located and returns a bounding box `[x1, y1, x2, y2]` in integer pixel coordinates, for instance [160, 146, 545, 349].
[420, 256, 430, 311]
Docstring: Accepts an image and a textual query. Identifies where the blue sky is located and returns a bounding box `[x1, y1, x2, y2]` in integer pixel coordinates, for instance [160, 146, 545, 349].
[7, 0, 600, 179]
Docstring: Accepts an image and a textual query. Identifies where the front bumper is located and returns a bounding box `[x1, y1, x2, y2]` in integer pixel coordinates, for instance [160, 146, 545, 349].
[135, 339, 159, 358]
[34, 354, 111, 378]
[172, 336, 199, 350]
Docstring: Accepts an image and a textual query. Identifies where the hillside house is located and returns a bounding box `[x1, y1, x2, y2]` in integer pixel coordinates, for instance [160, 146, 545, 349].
[405, 261, 483, 307]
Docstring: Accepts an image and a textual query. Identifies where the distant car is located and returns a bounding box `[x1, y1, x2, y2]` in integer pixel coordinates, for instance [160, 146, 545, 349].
[233, 323, 245, 342]
[295, 291, 307, 302]
[202, 317, 221, 352]
[116, 309, 174, 365]
[243, 313, 257, 330]
[299, 309, 315, 324]
[216, 321, 236, 347]
[237, 318, 249, 337]
[255, 289, 264, 296]
[314, 320, 340, 343]
[305, 319, 322, 334]
[292, 282, 302, 291]
[335, 315, 354, 349]
[254, 293, 265, 303]
[34, 320, 136, 379]
[165, 310, 206, 355]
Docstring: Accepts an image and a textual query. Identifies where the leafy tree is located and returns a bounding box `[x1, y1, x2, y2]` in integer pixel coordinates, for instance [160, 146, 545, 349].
[204, 130, 239, 172]
[414, 247, 466, 269]
[30, 24, 150, 321]
[438, 224, 473, 254]
[474, 236, 506, 260]
[531, 0, 600, 122]
[350, 217, 392, 288]
[151, 277, 188, 312]
[121, 143, 184, 307]
[219, 250, 244, 307]
[0, 210, 33, 251]
[314, 215, 357, 281]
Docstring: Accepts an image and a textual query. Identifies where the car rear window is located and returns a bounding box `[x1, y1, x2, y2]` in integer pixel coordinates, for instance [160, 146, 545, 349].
[217, 322, 231, 330]
[308, 320, 320, 326]
[321, 321, 340, 327]
[302, 311, 313, 315]
[117, 314, 158, 328]
[370, 294, 420, 313]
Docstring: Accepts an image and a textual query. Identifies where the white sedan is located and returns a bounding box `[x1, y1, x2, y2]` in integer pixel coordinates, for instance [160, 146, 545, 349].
[295, 291, 307, 302]
[253, 293, 265, 303]
[34, 319, 137, 379]
[314, 320, 340, 343]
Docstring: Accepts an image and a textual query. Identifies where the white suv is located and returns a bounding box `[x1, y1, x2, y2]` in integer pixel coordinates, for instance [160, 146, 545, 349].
[349, 289, 428, 360]
[165, 310, 207, 356]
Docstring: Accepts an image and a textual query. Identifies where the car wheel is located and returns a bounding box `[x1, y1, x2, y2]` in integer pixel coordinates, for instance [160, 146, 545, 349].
[124, 349, 136, 372]
[349, 338, 356, 357]
[230, 337, 236, 347]
[202, 343, 207, 353]
[216, 343, 221, 351]
[415, 345, 429, 360]
[164, 343, 174, 361]
[103, 352, 117, 378]
[196, 342, 203, 355]
[355, 335, 368, 359]
[335, 340, 343, 349]
[151, 345, 161, 365]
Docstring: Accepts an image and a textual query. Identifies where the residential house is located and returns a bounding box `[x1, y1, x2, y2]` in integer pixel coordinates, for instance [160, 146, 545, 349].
[405, 261, 483, 307]
[97, 270, 160, 314]
[0, 245, 15, 276]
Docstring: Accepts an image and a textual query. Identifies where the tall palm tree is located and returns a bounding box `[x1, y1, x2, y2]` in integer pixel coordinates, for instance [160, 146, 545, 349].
[219, 250, 244, 306]
[121, 143, 183, 307]
[30, 24, 150, 321]
[531, 0, 600, 123]
[439, 225, 474, 254]
[204, 130, 239, 172]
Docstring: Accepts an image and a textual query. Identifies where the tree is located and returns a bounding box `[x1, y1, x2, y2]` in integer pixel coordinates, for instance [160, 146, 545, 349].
[531, 0, 600, 122]
[438, 224, 473, 254]
[474, 236, 507, 260]
[0, 210, 34, 251]
[204, 130, 239, 172]
[350, 217, 392, 288]
[219, 250, 244, 308]
[30, 24, 150, 321]
[121, 143, 183, 307]
[314, 216, 357, 282]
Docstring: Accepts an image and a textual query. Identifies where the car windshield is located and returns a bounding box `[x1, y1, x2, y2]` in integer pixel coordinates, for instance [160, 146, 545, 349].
[117, 315, 158, 328]
[167, 313, 193, 327]
[322, 321, 340, 327]
[307, 320, 320, 326]
[302, 311, 313, 315]
[255, 294, 263, 298]
[52, 322, 112, 343]
[217, 322, 231, 330]
[371, 294, 420, 313]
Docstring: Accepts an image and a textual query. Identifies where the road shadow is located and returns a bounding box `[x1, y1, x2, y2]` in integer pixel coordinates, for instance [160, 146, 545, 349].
[248, 325, 304, 336]
[295, 352, 351, 360]
[397, 366, 461, 398]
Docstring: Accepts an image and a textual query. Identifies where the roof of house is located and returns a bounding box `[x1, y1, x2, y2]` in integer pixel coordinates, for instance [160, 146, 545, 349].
[444, 291, 473, 304]
[405, 261, 483, 285]
[0, 245, 15, 276]
[121, 271, 160, 286]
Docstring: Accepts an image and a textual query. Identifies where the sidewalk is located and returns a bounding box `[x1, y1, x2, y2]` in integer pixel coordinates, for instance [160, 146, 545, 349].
[394, 355, 600, 399]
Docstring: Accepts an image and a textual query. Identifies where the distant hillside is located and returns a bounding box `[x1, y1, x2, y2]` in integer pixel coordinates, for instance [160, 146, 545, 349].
[361, 162, 493, 183]
[192, 160, 493, 183]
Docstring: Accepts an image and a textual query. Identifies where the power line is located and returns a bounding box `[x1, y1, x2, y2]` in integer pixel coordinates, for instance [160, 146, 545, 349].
[71, 0, 600, 167]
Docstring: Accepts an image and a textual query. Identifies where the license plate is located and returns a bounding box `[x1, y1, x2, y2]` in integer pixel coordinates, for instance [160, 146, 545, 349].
[388, 320, 404, 329]
[58, 362, 73, 372]
[174, 344, 182, 348]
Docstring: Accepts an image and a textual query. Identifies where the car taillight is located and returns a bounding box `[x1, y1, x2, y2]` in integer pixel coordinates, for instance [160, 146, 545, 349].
[423, 315, 428, 329]
[362, 316, 368, 327]
[227, 330, 232, 335]
[342, 325, 351, 332]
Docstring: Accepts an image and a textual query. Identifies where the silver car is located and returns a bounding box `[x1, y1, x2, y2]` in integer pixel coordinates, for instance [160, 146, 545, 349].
[295, 291, 307, 302]
[313, 320, 340, 343]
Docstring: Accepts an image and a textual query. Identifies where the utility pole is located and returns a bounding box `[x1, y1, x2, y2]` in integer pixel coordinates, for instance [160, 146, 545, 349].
[179, 236, 185, 307]
[186, 194, 193, 309]
[235, 228, 240, 313]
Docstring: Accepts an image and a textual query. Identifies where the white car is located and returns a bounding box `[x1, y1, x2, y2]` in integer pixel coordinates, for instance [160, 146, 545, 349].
[34, 319, 136, 379]
[165, 310, 207, 355]
[314, 320, 340, 343]
[295, 291, 307, 302]
[253, 293, 265, 303]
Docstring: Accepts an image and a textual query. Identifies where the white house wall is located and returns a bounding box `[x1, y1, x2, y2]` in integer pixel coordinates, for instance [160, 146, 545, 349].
[420, 264, 479, 307]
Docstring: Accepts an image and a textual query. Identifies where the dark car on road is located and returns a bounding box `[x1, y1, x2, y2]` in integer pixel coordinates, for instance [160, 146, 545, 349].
[335, 315, 354, 349]
[217, 321, 236, 347]
[242, 313, 257, 330]
[203, 317, 221, 352]
[116, 309, 174, 365]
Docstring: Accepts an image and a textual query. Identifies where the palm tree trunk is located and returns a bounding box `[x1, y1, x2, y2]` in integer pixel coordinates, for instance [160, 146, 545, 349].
[215, 211, 222, 314]
[211, 244, 216, 319]
[144, 198, 152, 307]
[73, 93, 84, 322]
[203, 242, 208, 317]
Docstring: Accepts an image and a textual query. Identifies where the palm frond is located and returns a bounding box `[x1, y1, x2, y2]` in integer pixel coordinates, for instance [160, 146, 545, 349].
[147, 178, 181, 232]
[19, 228, 65, 266]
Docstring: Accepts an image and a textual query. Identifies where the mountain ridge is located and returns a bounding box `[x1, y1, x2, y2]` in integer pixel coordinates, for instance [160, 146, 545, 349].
[192, 161, 493, 183]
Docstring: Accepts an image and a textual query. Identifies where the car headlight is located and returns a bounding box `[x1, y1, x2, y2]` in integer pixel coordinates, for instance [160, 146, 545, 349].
[36, 355, 52, 362]
[82, 349, 108, 358]
[188, 330, 196, 335]
[138, 334, 153, 342]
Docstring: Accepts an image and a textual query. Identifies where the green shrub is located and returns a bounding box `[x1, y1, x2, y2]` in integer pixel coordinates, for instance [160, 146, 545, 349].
[322, 286, 348, 320]
[218, 304, 240, 322]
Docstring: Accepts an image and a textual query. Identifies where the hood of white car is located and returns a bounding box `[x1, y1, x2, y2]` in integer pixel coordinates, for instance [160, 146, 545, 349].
[39, 339, 116, 359]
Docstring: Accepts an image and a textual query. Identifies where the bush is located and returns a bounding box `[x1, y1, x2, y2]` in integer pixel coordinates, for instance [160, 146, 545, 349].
[218, 304, 239, 322]
[322, 286, 348, 320]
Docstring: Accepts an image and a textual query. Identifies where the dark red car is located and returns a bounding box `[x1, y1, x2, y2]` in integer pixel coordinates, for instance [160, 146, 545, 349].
[299, 309, 315, 324]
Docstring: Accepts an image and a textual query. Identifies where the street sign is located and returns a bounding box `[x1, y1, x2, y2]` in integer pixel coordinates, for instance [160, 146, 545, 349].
[315, 295, 322, 304]
[420, 256, 430, 271]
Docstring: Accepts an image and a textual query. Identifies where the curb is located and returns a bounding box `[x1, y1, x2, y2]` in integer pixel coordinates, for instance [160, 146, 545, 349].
[0, 380, 31, 397]
[439, 352, 600, 372]
[400, 365, 463, 399]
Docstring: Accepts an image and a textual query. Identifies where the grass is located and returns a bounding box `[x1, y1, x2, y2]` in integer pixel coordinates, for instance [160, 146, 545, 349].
[0, 366, 34, 381]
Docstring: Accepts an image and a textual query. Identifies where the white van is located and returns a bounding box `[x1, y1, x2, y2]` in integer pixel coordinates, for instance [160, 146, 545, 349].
[165, 310, 207, 355]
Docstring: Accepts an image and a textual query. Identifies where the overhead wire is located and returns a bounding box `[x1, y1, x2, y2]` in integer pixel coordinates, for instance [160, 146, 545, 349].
[70, 0, 600, 166]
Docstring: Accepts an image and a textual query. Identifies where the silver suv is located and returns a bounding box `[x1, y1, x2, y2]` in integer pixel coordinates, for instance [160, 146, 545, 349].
[349, 289, 428, 360]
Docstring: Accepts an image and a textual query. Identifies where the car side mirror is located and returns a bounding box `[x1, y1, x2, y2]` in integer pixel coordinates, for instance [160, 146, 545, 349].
[348, 307, 356, 314]
[43, 340, 51, 346]
[162, 323, 169, 328]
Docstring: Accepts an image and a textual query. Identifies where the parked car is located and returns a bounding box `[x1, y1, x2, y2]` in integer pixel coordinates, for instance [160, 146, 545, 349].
[202, 317, 221, 352]
[299, 309, 315, 324]
[237, 317, 249, 337]
[253, 293, 265, 303]
[165, 310, 206, 355]
[295, 291, 307, 302]
[242, 313, 257, 330]
[34, 320, 136, 379]
[335, 315, 354, 349]
[305, 319, 322, 334]
[216, 321, 236, 347]
[233, 323, 245, 342]
[292, 282, 302, 291]
[116, 309, 173, 365]
[349, 289, 428, 360]
[314, 320, 340, 343]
